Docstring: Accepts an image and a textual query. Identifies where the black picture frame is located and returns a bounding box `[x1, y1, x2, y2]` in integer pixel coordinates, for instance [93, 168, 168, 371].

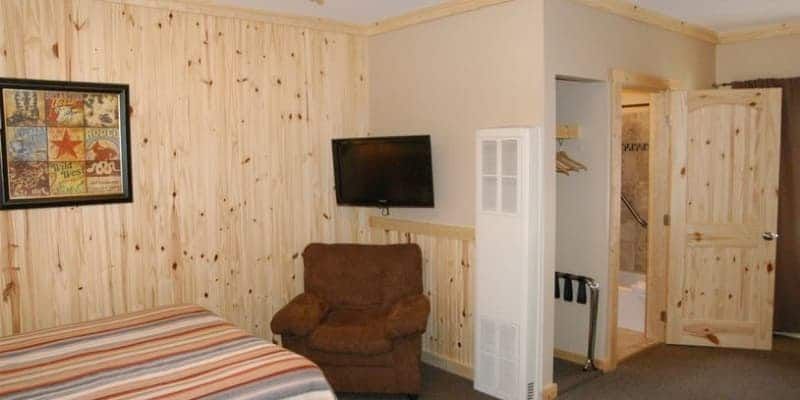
[0, 78, 133, 210]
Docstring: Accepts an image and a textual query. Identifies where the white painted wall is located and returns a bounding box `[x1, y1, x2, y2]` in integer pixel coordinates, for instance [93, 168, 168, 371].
[543, 0, 716, 89]
[716, 35, 800, 82]
[369, 0, 546, 227]
[554, 80, 611, 359]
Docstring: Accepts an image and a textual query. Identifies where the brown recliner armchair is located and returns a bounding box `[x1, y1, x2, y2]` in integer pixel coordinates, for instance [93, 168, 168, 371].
[271, 243, 430, 398]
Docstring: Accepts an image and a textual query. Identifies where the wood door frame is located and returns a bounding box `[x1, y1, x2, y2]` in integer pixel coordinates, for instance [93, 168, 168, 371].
[606, 69, 680, 371]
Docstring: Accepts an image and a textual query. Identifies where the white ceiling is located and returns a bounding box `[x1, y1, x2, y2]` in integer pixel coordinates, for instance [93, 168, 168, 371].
[634, 0, 800, 31]
[213, 0, 446, 25]
[213, 0, 800, 31]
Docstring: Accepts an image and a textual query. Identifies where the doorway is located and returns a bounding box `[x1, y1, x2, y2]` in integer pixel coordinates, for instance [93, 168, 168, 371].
[606, 70, 678, 370]
[616, 89, 655, 361]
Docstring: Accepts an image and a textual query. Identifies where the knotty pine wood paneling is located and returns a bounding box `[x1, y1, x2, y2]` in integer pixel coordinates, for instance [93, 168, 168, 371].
[0, 0, 369, 339]
[370, 217, 476, 377]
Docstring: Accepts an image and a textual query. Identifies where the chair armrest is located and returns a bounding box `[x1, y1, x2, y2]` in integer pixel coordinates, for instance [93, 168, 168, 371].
[386, 294, 431, 338]
[270, 293, 330, 337]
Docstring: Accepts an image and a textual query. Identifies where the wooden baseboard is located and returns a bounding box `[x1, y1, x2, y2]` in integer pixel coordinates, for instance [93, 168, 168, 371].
[554, 348, 609, 372]
[543, 382, 558, 400]
[421, 351, 473, 380]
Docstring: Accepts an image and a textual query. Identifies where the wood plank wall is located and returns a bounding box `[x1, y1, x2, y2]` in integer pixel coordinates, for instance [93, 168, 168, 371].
[0, 0, 369, 339]
[369, 216, 476, 378]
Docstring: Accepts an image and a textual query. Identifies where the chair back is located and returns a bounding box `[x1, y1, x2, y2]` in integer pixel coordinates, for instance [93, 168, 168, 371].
[302, 243, 423, 310]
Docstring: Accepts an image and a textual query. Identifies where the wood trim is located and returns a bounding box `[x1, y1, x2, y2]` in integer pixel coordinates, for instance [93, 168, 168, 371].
[553, 348, 587, 365]
[718, 19, 800, 44]
[364, 0, 514, 36]
[608, 70, 676, 372]
[568, 0, 719, 44]
[557, 124, 580, 139]
[369, 216, 475, 241]
[647, 92, 670, 343]
[607, 78, 624, 372]
[611, 70, 681, 91]
[421, 351, 473, 380]
[543, 382, 559, 400]
[553, 348, 608, 371]
[101, 0, 366, 35]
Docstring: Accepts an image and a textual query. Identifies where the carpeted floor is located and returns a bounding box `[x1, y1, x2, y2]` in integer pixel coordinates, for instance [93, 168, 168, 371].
[553, 358, 603, 394]
[337, 336, 800, 399]
[559, 336, 800, 400]
[337, 364, 494, 400]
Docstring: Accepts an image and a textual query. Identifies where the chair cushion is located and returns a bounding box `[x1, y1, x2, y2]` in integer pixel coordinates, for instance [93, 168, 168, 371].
[308, 309, 393, 355]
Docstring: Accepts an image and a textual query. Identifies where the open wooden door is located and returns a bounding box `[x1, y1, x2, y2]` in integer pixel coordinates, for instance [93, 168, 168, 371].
[656, 89, 782, 350]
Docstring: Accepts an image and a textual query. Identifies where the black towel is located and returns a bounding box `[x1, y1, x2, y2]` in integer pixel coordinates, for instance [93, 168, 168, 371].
[577, 280, 587, 304]
[555, 275, 561, 299]
[563, 276, 573, 302]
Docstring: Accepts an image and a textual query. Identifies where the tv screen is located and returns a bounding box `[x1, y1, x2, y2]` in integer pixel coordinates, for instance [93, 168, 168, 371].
[332, 135, 434, 207]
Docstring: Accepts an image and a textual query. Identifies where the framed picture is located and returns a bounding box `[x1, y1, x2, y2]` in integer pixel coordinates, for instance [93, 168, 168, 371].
[0, 78, 132, 209]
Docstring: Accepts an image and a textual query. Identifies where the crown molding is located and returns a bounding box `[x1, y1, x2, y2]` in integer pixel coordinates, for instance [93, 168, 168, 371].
[571, 0, 800, 45]
[102, 0, 366, 35]
[98, 0, 800, 44]
[568, 0, 718, 44]
[364, 0, 514, 36]
[105, 0, 516, 37]
[718, 20, 800, 44]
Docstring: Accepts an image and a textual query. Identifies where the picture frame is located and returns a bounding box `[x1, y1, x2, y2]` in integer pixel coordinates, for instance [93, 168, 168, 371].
[0, 78, 133, 210]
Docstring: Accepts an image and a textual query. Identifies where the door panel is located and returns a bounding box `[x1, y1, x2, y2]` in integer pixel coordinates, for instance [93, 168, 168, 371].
[662, 89, 782, 350]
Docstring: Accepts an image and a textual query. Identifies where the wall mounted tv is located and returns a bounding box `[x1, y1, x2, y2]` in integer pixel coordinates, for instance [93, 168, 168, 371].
[332, 135, 434, 208]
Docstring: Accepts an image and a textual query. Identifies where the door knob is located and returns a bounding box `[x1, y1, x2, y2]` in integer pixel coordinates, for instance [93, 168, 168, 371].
[762, 232, 779, 241]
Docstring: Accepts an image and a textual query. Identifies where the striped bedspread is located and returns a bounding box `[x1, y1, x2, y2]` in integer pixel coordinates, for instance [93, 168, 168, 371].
[0, 305, 335, 400]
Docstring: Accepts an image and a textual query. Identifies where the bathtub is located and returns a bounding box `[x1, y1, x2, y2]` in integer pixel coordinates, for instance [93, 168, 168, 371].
[618, 271, 646, 332]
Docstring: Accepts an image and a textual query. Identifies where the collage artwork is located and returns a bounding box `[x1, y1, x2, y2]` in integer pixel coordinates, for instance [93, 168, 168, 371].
[2, 88, 123, 201]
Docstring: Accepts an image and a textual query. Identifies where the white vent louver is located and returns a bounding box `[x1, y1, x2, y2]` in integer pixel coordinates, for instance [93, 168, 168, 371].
[477, 317, 498, 389]
[477, 316, 520, 398]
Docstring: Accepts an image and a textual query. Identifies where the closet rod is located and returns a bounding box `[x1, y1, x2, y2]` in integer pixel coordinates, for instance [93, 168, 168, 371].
[621, 103, 649, 109]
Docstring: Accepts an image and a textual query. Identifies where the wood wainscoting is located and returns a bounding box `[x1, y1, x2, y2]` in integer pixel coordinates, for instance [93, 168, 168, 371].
[369, 216, 476, 379]
[0, 0, 369, 339]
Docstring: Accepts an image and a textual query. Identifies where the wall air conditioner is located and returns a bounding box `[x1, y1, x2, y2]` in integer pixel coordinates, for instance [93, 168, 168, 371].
[474, 127, 545, 400]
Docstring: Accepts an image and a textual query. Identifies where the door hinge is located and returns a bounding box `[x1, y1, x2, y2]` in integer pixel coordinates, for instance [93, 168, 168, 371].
[660, 311, 667, 323]
[663, 214, 671, 226]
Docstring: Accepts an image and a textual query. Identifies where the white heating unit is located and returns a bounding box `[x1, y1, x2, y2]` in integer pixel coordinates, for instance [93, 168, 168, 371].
[474, 127, 546, 400]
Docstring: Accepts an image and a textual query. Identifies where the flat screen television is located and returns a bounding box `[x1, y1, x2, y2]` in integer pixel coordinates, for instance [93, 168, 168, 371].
[332, 135, 434, 207]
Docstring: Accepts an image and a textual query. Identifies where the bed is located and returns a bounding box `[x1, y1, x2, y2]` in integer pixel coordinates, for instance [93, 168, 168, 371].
[0, 305, 336, 400]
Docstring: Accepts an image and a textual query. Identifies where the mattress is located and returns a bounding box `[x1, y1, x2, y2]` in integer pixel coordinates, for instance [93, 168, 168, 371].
[0, 305, 335, 400]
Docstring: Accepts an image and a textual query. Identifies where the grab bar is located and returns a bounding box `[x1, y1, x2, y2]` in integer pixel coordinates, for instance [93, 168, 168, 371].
[621, 193, 647, 228]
